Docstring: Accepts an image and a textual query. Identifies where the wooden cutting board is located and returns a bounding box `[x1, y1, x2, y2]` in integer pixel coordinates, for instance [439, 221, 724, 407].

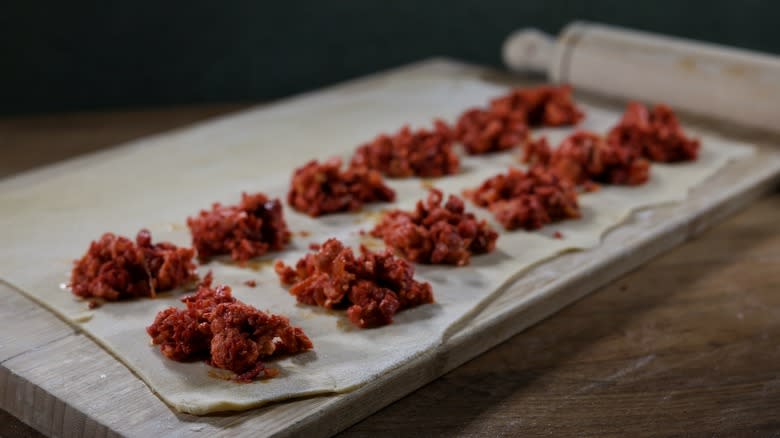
[2, 59, 780, 438]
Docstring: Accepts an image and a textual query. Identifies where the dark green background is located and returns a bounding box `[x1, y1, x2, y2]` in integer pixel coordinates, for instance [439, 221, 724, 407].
[2, 1, 778, 115]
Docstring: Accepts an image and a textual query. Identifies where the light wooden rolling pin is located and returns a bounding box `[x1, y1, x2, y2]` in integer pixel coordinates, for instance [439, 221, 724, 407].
[503, 22, 780, 133]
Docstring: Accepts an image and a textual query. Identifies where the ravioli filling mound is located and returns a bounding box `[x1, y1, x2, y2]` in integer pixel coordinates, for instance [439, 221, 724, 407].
[371, 189, 498, 266]
[454, 85, 583, 155]
[71, 229, 197, 301]
[489, 84, 584, 127]
[147, 274, 313, 382]
[351, 120, 459, 178]
[523, 131, 650, 187]
[275, 238, 434, 328]
[608, 102, 700, 162]
[465, 166, 581, 231]
[287, 157, 396, 217]
[187, 192, 291, 263]
[454, 107, 530, 154]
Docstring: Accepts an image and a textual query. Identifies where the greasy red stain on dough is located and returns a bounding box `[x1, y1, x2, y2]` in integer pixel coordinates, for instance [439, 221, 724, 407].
[275, 239, 434, 328]
[523, 131, 650, 186]
[147, 273, 312, 382]
[371, 189, 498, 266]
[351, 120, 459, 178]
[287, 157, 396, 217]
[70, 230, 197, 301]
[187, 192, 291, 263]
[608, 102, 700, 162]
[464, 166, 580, 231]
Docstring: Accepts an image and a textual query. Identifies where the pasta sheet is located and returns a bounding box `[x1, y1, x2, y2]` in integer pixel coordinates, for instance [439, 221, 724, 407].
[0, 62, 752, 414]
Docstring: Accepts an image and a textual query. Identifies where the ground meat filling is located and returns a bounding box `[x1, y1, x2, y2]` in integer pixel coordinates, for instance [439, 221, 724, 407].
[274, 239, 434, 328]
[520, 136, 553, 167]
[70, 230, 197, 301]
[351, 120, 459, 178]
[490, 85, 584, 127]
[187, 192, 291, 263]
[371, 189, 498, 266]
[464, 166, 580, 231]
[453, 85, 582, 154]
[288, 158, 396, 217]
[147, 274, 313, 381]
[454, 107, 529, 154]
[136, 229, 198, 292]
[523, 131, 650, 187]
[607, 102, 700, 162]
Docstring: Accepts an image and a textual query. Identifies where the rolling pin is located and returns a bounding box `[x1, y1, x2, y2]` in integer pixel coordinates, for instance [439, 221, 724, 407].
[503, 22, 780, 133]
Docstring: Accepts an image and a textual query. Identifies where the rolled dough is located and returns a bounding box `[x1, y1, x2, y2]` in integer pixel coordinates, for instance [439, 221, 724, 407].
[0, 62, 752, 414]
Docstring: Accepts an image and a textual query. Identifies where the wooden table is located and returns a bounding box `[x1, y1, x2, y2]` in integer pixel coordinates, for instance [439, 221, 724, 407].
[2, 105, 778, 437]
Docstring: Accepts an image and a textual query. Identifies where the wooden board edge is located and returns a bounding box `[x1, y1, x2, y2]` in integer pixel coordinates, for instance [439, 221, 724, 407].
[1, 364, 121, 438]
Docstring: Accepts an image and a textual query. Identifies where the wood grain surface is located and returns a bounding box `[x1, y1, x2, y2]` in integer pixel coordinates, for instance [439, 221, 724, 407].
[2, 94, 779, 437]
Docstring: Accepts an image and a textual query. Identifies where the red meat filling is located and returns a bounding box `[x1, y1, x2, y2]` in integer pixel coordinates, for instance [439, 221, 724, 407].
[187, 192, 291, 263]
[453, 85, 582, 155]
[520, 136, 553, 167]
[454, 107, 529, 154]
[71, 230, 197, 301]
[490, 85, 584, 127]
[274, 239, 434, 328]
[607, 102, 700, 162]
[464, 166, 580, 231]
[522, 131, 650, 186]
[351, 120, 459, 178]
[147, 274, 313, 381]
[288, 158, 396, 217]
[371, 189, 498, 266]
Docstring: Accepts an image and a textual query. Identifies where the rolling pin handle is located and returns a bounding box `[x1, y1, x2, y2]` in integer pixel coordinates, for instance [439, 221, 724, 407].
[502, 28, 554, 74]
